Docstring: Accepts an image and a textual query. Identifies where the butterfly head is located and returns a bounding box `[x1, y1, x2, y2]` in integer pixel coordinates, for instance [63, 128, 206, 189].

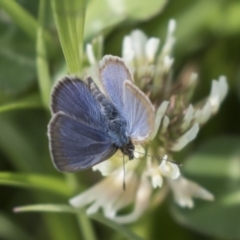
[120, 140, 135, 160]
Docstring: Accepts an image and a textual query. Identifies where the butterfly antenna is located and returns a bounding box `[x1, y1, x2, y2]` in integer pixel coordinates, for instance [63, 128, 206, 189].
[133, 150, 182, 167]
[122, 154, 126, 191]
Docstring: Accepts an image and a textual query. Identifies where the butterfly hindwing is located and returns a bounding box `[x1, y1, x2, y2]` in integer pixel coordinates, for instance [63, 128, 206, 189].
[99, 55, 133, 115]
[99, 55, 154, 143]
[123, 80, 155, 143]
[48, 112, 117, 172]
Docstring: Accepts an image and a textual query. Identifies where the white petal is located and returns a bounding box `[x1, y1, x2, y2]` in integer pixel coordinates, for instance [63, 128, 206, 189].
[181, 104, 194, 131]
[86, 44, 96, 64]
[150, 101, 169, 140]
[131, 30, 147, 60]
[193, 109, 201, 123]
[163, 56, 174, 71]
[104, 173, 138, 217]
[107, 176, 151, 224]
[151, 173, 163, 188]
[168, 19, 176, 35]
[87, 200, 102, 215]
[145, 38, 160, 63]
[122, 36, 134, 64]
[161, 20, 176, 57]
[171, 124, 199, 151]
[159, 155, 180, 179]
[189, 72, 198, 85]
[160, 115, 170, 134]
[209, 80, 221, 113]
[218, 76, 228, 102]
[177, 196, 194, 208]
[69, 180, 107, 207]
[198, 76, 228, 121]
[168, 176, 214, 209]
[92, 160, 115, 176]
[133, 145, 145, 159]
[70, 170, 123, 208]
[199, 101, 212, 124]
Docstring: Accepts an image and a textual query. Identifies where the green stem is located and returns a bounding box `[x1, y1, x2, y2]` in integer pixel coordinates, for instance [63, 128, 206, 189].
[50, 0, 86, 74]
[0, 0, 37, 39]
[0, 0, 53, 48]
[36, 0, 52, 109]
[77, 211, 97, 240]
[64, 173, 96, 240]
[64, 173, 83, 194]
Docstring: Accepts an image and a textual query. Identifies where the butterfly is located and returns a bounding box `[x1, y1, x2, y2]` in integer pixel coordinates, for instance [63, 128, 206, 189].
[48, 55, 155, 172]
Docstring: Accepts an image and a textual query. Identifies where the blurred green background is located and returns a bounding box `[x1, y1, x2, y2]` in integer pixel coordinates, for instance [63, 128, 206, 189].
[0, 0, 240, 239]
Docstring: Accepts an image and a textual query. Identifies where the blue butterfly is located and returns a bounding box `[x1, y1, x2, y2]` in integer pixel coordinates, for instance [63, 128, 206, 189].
[48, 55, 154, 172]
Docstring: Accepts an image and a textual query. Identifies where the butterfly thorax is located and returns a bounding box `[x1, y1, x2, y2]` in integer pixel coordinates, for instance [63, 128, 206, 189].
[107, 117, 128, 146]
[107, 117, 135, 159]
[88, 77, 129, 146]
[88, 77, 120, 119]
[88, 77, 134, 159]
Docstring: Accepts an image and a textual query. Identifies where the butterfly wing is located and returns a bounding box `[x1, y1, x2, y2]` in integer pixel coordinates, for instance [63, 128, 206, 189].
[99, 55, 132, 115]
[123, 80, 155, 143]
[51, 77, 105, 129]
[48, 112, 117, 172]
[99, 55, 154, 143]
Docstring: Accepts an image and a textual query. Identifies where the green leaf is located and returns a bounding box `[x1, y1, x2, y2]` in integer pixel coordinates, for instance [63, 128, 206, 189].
[36, 0, 51, 108]
[0, 172, 71, 196]
[26, 201, 81, 240]
[14, 204, 96, 240]
[91, 214, 144, 240]
[0, 94, 42, 113]
[0, 212, 33, 240]
[170, 136, 240, 239]
[50, 0, 86, 74]
[0, 0, 53, 47]
[14, 204, 143, 240]
[14, 204, 76, 214]
[0, 0, 38, 40]
[0, 116, 45, 171]
[210, 1, 240, 36]
[0, 27, 36, 95]
[85, 0, 167, 40]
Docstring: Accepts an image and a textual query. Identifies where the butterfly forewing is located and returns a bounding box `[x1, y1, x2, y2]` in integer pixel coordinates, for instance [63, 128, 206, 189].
[99, 55, 133, 114]
[48, 112, 117, 172]
[123, 80, 155, 143]
[51, 77, 106, 129]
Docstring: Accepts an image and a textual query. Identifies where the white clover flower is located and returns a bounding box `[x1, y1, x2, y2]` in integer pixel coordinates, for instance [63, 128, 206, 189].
[159, 155, 180, 179]
[170, 124, 200, 151]
[70, 161, 152, 223]
[75, 19, 228, 223]
[147, 155, 180, 189]
[122, 30, 160, 66]
[151, 171, 163, 188]
[151, 101, 169, 140]
[93, 145, 143, 177]
[70, 169, 138, 215]
[86, 44, 96, 65]
[106, 176, 152, 223]
[168, 176, 214, 208]
[193, 76, 228, 125]
[181, 104, 194, 131]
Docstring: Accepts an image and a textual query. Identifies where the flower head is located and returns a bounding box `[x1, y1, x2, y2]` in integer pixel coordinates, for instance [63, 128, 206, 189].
[168, 176, 214, 208]
[72, 19, 228, 223]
